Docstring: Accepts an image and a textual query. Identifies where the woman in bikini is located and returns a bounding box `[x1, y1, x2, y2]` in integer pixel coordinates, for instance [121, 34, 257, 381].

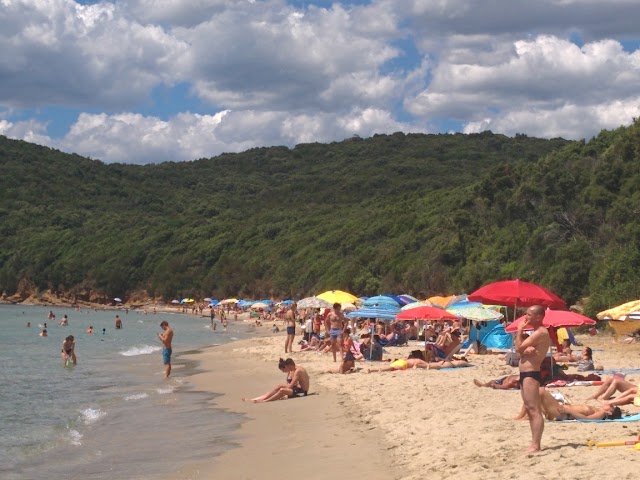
[243, 358, 310, 402]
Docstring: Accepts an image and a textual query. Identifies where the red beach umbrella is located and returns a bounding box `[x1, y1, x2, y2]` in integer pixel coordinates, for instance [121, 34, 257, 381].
[395, 306, 458, 321]
[505, 310, 596, 333]
[468, 279, 566, 309]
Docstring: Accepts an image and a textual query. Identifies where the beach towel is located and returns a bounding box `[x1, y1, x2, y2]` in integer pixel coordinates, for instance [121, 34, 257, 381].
[545, 380, 603, 388]
[577, 414, 640, 423]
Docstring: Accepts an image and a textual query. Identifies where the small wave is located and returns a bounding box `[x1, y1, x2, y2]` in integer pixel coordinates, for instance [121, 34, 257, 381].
[81, 408, 106, 425]
[124, 393, 149, 401]
[120, 345, 161, 356]
[156, 387, 174, 395]
[68, 429, 83, 446]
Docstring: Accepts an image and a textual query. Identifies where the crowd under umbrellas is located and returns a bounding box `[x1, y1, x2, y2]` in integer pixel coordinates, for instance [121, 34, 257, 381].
[187, 281, 640, 350]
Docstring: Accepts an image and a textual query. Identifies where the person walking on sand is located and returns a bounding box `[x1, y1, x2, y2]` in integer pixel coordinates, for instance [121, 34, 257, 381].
[284, 302, 297, 353]
[326, 303, 346, 362]
[516, 305, 550, 453]
[158, 320, 174, 378]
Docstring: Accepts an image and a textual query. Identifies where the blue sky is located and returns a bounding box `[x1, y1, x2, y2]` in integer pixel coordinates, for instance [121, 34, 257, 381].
[1, 0, 640, 164]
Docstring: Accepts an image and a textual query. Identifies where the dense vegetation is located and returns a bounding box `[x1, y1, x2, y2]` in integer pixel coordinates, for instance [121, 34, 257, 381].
[0, 124, 638, 315]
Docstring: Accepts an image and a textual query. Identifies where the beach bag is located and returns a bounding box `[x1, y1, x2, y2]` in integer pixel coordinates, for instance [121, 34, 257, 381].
[505, 350, 519, 367]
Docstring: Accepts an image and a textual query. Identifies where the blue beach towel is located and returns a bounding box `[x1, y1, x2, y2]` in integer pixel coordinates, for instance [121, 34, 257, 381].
[577, 414, 640, 423]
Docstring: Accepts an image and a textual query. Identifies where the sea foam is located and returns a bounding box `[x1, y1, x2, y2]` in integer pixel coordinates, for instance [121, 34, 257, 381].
[124, 393, 149, 401]
[119, 345, 161, 356]
[68, 429, 83, 446]
[81, 408, 106, 425]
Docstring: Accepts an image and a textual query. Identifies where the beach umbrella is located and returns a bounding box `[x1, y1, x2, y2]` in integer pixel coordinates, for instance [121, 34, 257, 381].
[398, 294, 419, 305]
[362, 295, 401, 308]
[400, 301, 439, 311]
[505, 310, 596, 333]
[204, 297, 212, 302]
[596, 299, 640, 320]
[446, 305, 504, 322]
[171, 299, 180, 304]
[251, 302, 270, 310]
[346, 307, 399, 321]
[113, 297, 122, 303]
[468, 279, 566, 310]
[427, 295, 457, 308]
[220, 298, 239, 305]
[317, 290, 359, 304]
[297, 296, 332, 309]
[341, 302, 358, 312]
[396, 306, 458, 322]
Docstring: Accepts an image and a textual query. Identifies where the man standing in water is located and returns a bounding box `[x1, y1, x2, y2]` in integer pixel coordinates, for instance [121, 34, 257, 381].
[515, 305, 550, 453]
[158, 320, 174, 378]
[284, 302, 297, 353]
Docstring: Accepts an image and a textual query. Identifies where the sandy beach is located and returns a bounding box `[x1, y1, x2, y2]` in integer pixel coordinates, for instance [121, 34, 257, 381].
[169, 328, 640, 479]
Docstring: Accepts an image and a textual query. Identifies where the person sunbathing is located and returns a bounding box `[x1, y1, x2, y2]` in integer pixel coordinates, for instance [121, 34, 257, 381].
[474, 374, 520, 390]
[515, 388, 623, 421]
[587, 375, 637, 402]
[242, 358, 310, 403]
[552, 339, 578, 363]
[367, 351, 432, 372]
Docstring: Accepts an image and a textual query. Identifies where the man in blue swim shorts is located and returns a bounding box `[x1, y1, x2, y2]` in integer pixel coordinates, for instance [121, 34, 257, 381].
[158, 320, 174, 378]
[326, 303, 346, 363]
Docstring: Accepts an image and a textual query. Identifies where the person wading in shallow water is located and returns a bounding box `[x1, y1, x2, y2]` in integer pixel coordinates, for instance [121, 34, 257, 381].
[516, 305, 550, 453]
[158, 320, 173, 378]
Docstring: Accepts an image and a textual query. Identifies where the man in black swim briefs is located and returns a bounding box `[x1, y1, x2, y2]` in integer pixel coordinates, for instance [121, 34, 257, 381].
[515, 305, 550, 453]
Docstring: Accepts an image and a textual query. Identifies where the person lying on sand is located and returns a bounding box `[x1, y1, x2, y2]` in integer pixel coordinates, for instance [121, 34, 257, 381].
[242, 358, 310, 403]
[552, 339, 578, 363]
[474, 374, 520, 390]
[587, 376, 637, 403]
[367, 351, 469, 372]
[515, 388, 623, 421]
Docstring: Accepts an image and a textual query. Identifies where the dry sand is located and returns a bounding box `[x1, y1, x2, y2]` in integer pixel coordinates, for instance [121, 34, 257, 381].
[172, 331, 640, 479]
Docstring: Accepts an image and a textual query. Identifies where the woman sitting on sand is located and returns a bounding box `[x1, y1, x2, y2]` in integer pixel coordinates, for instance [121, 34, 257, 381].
[576, 347, 595, 371]
[243, 358, 310, 403]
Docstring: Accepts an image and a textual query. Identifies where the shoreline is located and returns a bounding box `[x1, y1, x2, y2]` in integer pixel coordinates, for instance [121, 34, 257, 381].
[170, 337, 393, 480]
[171, 332, 640, 479]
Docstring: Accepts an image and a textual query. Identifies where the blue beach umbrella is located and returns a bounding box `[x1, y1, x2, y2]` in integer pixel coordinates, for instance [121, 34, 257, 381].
[362, 295, 401, 308]
[346, 307, 399, 321]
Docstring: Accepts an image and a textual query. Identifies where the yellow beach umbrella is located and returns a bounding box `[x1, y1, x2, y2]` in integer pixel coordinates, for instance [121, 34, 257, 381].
[597, 299, 640, 320]
[220, 298, 239, 305]
[317, 290, 359, 304]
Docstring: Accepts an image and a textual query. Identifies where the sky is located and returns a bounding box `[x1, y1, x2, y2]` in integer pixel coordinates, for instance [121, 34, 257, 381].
[1, 0, 640, 164]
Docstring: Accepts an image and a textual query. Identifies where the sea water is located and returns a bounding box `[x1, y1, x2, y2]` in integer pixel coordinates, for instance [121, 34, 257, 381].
[0, 305, 247, 480]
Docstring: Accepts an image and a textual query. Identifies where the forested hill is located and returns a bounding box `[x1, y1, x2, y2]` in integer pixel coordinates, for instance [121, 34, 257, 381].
[0, 126, 637, 315]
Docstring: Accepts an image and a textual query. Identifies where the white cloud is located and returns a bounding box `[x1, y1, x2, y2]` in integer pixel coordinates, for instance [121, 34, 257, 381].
[407, 35, 640, 139]
[1, 1, 640, 162]
[21, 106, 419, 164]
[0, 0, 188, 108]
